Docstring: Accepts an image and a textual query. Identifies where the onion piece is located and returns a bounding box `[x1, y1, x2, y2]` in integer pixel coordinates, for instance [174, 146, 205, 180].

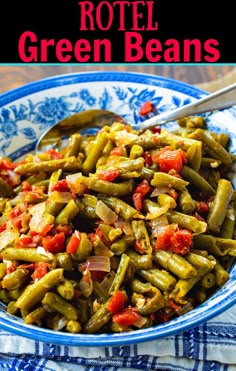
[86, 255, 110, 272]
[150, 186, 170, 197]
[95, 200, 118, 224]
[29, 202, 53, 234]
[0, 229, 19, 252]
[66, 172, 87, 195]
[115, 130, 138, 146]
[133, 316, 147, 328]
[146, 203, 170, 220]
[149, 215, 170, 238]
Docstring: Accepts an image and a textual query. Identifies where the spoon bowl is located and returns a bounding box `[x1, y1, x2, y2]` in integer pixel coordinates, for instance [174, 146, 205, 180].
[36, 82, 236, 153]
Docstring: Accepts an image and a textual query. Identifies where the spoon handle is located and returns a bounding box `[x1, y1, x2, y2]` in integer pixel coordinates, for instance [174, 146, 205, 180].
[135, 83, 236, 130]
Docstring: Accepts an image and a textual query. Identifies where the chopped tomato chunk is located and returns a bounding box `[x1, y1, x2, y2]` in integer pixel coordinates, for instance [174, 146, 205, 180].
[112, 307, 141, 326]
[152, 147, 187, 173]
[132, 192, 142, 212]
[66, 230, 81, 254]
[51, 179, 70, 192]
[45, 149, 63, 160]
[98, 169, 120, 182]
[110, 146, 123, 156]
[31, 262, 50, 281]
[139, 101, 155, 116]
[155, 227, 192, 256]
[42, 232, 65, 254]
[107, 290, 126, 314]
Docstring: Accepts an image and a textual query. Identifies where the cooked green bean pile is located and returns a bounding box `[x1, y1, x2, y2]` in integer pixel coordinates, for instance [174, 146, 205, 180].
[0, 115, 235, 334]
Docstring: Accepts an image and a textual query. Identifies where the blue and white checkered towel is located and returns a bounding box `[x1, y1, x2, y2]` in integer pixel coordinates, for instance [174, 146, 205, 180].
[0, 304, 235, 371]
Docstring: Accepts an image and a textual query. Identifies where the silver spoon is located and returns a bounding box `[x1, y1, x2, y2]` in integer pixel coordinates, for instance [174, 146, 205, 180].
[36, 82, 236, 153]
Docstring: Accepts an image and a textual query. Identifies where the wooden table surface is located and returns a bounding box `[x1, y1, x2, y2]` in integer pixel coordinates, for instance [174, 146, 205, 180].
[0, 65, 235, 94]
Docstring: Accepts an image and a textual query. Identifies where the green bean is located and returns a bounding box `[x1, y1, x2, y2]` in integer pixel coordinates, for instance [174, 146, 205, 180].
[8, 288, 22, 301]
[110, 235, 134, 255]
[186, 252, 216, 270]
[220, 208, 235, 239]
[151, 172, 189, 190]
[178, 116, 206, 129]
[14, 174, 48, 193]
[194, 234, 236, 256]
[88, 177, 135, 197]
[126, 249, 153, 270]
[186, 141, 202, 171]
[77, 298, 91, 324]
[194, 288, 207, 303]
[181, 165, 215, 194]
[15, 157, 82, 175]
[7, 301, 19, 315]
[55, 199, 80, 225]
[24, 306, 48, 324]
[66, 320, 82, 333]
[207, 179, 233, 233]
[188, 129, 232, 167]
[179, 188, 195, 213]
[2, 247, 54, 263]
[48, 169, 62, 191]
[42, 292, 78, 320]
[82, 131, 109, 175]
[158, 193, 176, 209]
[15, 268, 64, 310]
[65, 133, 82, 158]
[0, 289, 10, 303]
[129, 144, 144, 159]
[71, 232, 92, 262]
[84, 303, 111, 333]
[55, 252, 73, 271]
[166, 210, 207, 234]
[214, 261, 230, 287]
[158, 129, 201, 151]
[0, 263, 6, 280]
[200, 157, 222, 168]
[131, 279, 165, 315]
[131, 220, 152, 255]
[2, 268, 29, 290]
[98, 195, 144, 220]
[199, 272, 216, 289]
[0, 178, 15, 197]
[153, 250, 197, 279]
[57, 279, 75, 300]
[109, 254, 130, 295]
[44, 200, 65, 216]
[92, 281, 110, 303]
[138, 268, 176, 292]
[170, 265, 214, 304]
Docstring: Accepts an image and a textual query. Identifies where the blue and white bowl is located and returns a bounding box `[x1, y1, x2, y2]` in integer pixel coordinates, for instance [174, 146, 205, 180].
[0, 71, 235, 346]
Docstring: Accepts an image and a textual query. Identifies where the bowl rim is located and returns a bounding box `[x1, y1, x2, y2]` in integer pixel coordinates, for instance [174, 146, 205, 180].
[0, 70, 235, 346]
[0, 70, 208, 108]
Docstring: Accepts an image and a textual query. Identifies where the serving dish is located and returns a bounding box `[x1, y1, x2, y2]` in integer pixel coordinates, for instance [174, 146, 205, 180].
[0, 70, 235, 346]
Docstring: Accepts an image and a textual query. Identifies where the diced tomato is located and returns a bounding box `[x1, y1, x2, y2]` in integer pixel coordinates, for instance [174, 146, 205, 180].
[143, 151, 152, 167]
[95, 227, 109, 246]
[112, 307, 141, 326]
[152, 147, 187, 173]
[98, 169, 120, 182]
[196, 201, 209, 214]
[42, 232, 65, 254]
[66, 230, 81, 254]
[51, 179, 70, 192]
[155, 227, 192, 256]
[21, 181, 32, 192]
[169, 229, 192, 256]
[107, 290, 126, 314]
[134, 179, 150, 197]
[168, 298, 181, 311]
[132, 192, 143, 212]
[155, 227, 175, 251]
[0, 222, 6, 233]
[9, 205, 22, 219]
[139, 101, 155, 116]
[45, 149, 63, 160]
[0, 158, 18, 170]
[15, 235, 33, 248]
[152, 126, 161, 134]
[31, 262, 50, 281]
[55, 224, 72, 235]
[110, 146, 123, 156]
